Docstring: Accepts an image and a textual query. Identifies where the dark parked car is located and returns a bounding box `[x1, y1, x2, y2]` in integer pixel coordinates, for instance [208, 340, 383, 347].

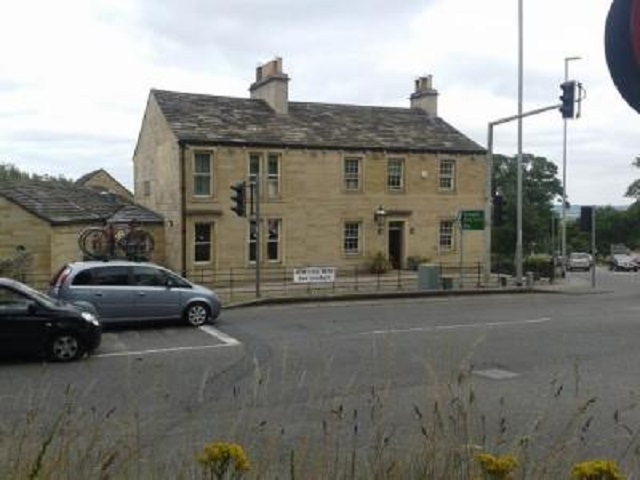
[0, 278, 102, 362]
[49, 261, 221, 326]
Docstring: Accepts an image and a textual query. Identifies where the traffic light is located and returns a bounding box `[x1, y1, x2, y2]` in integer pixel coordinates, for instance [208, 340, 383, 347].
[230, 181, 246, 217]
[492, 193, 505, 226]
[580, 206, 593, 232]
[560, 81, 576, 119]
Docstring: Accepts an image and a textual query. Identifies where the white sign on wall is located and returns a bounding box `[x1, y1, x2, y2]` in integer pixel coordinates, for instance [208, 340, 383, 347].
[293, 267, 336, 284]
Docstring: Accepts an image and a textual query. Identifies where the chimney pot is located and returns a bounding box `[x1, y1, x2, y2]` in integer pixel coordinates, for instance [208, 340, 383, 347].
[250, 57, 290, 114]
[410, 75, 438, 117]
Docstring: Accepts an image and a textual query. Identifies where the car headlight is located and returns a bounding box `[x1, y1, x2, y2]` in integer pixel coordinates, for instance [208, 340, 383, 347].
[81, 311, 100, 326]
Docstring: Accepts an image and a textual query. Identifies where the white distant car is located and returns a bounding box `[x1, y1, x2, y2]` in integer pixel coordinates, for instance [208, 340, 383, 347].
[567, 252, 592, 272]
[610, 254, 638, 272]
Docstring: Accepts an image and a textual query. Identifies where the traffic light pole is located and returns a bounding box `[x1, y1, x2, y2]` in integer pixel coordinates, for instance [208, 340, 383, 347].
[561, 56, 581, 276]
[252, 177, 261, 298]
[591, 205, 596, 288]
[484, 103, 562, 286]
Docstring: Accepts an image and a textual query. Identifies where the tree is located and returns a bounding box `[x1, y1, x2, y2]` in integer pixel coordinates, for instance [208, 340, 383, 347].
[624, 156, 640, 200]
[0, 161, 73, 183]
[492, 153, 563, 264]
[589, 204, 640, 255]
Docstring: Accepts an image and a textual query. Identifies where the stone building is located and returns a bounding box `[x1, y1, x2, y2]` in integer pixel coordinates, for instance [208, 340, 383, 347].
[133, 58, 487, 277]
[0, 180, 164, 287]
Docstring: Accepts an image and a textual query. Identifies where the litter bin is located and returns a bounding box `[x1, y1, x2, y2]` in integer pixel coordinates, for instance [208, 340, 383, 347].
[417, 264, 440, 290]
[441, 277, 454, 290]
[525, 271, 534, 288]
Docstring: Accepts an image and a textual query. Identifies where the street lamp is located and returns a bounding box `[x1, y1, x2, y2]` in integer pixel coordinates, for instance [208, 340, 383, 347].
[561, 56, 581, 269]
[374, 205, 387, 234]
[516, 0, 523, 285]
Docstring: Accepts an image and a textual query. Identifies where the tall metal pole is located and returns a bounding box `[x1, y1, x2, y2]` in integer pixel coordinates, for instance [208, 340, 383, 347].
[516, 0, 524, 285]
[561, 56, 581, 270]
[254, 175, 261, 298]
[484, 124, 494, 285]
[591, 206, 596, 288]
[485, 104, 561, 286]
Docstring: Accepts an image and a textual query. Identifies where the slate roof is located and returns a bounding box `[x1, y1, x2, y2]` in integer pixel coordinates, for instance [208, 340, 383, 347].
[151, 89, 485, 154]
[0, 180, 163, 226]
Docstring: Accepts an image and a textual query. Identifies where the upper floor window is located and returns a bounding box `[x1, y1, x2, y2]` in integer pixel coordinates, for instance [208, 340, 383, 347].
[344, 157, 361, 192]
[387, 158, 404, 191]
[439, 159, 456, 191]
[194, 152, 212, 196]
[343, 221, 361, 255]
[249, 152, 280, 200]
[439, 219, 455, 252]
[194, 223, 213, 263]
[267, 154, 280, 199]
[249, 153, 260, 185]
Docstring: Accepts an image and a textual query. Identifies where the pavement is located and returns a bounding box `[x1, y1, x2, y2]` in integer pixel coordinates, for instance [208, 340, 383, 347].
[222, 271, 598, 309]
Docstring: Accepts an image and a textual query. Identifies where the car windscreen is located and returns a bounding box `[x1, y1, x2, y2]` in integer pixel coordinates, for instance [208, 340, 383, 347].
[166, 272, 192, 288]
[14, 283, 58, 308]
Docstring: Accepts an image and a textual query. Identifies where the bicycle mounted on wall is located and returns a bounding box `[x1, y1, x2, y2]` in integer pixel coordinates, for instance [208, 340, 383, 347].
[78, 219, 155, 261]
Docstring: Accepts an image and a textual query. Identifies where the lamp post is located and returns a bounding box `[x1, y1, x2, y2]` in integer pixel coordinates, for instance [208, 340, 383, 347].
[561, 56, 581, 269]
[516, 0, 524, 285]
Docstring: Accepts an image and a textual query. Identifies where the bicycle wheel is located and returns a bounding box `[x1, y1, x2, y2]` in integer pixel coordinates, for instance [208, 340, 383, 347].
[78, 227, 110, 260]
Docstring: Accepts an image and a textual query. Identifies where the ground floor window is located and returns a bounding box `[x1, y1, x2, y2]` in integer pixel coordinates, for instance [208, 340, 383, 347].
[249, 220, 258, 263]
[267, 219, 281, 261]
[248, 219, 282, 263]
[439, 220, 454, 252]
[343, 222, 361, 255]
[194, 223, 213, 263]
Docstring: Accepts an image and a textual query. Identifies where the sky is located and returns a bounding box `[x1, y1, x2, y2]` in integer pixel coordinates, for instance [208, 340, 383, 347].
[1, 0, 638, 206]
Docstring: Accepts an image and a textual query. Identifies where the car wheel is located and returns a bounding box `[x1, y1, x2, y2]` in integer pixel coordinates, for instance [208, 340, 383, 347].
[184, 303, 210, 326]
[50, 333, 82, 362]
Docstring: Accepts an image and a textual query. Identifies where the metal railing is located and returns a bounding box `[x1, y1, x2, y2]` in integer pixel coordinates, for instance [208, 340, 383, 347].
[6, 262, 519, 305]
[185, 262, 503, 304]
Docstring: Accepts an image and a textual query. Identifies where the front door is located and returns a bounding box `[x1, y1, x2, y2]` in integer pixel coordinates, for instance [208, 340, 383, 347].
[387, 221, 404, 269]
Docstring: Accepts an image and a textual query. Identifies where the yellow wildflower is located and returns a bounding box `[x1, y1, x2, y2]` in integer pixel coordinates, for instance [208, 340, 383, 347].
[571, 459, 625, 480]
[197, 441, 251, 479]
[475, 452, 518, 480]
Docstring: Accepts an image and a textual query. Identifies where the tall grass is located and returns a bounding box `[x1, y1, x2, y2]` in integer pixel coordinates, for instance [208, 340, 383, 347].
[1, 352, 639, 479]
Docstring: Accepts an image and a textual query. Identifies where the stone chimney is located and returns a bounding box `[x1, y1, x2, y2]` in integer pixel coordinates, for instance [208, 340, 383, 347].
[249, 57, 290, 114]
[410, 75, 438, 117]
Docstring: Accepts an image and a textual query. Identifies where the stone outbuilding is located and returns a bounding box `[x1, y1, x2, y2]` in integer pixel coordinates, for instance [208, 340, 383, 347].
[0, 180, 165, 288]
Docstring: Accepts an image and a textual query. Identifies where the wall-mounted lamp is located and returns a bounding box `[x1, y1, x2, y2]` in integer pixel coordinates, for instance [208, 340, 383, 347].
[374, 205, 387, 234]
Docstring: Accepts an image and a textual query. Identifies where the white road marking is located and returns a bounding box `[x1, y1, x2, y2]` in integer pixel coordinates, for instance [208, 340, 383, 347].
[199, 325, 241, 346]
[359, 317, 551, 336]
[95, 343, 234, 358]
[95, 326, 241, 358]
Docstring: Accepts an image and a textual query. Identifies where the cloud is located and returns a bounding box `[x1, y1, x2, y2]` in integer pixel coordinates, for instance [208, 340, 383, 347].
[0, 0, 638, 206]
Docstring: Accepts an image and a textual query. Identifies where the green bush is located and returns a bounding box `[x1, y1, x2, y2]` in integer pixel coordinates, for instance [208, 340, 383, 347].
[523, 254, 553, 279]
[367, 251, 392, 274]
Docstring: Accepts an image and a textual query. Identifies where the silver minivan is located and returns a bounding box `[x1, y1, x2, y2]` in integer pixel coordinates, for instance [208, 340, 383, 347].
[49, 261, 221, 326]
